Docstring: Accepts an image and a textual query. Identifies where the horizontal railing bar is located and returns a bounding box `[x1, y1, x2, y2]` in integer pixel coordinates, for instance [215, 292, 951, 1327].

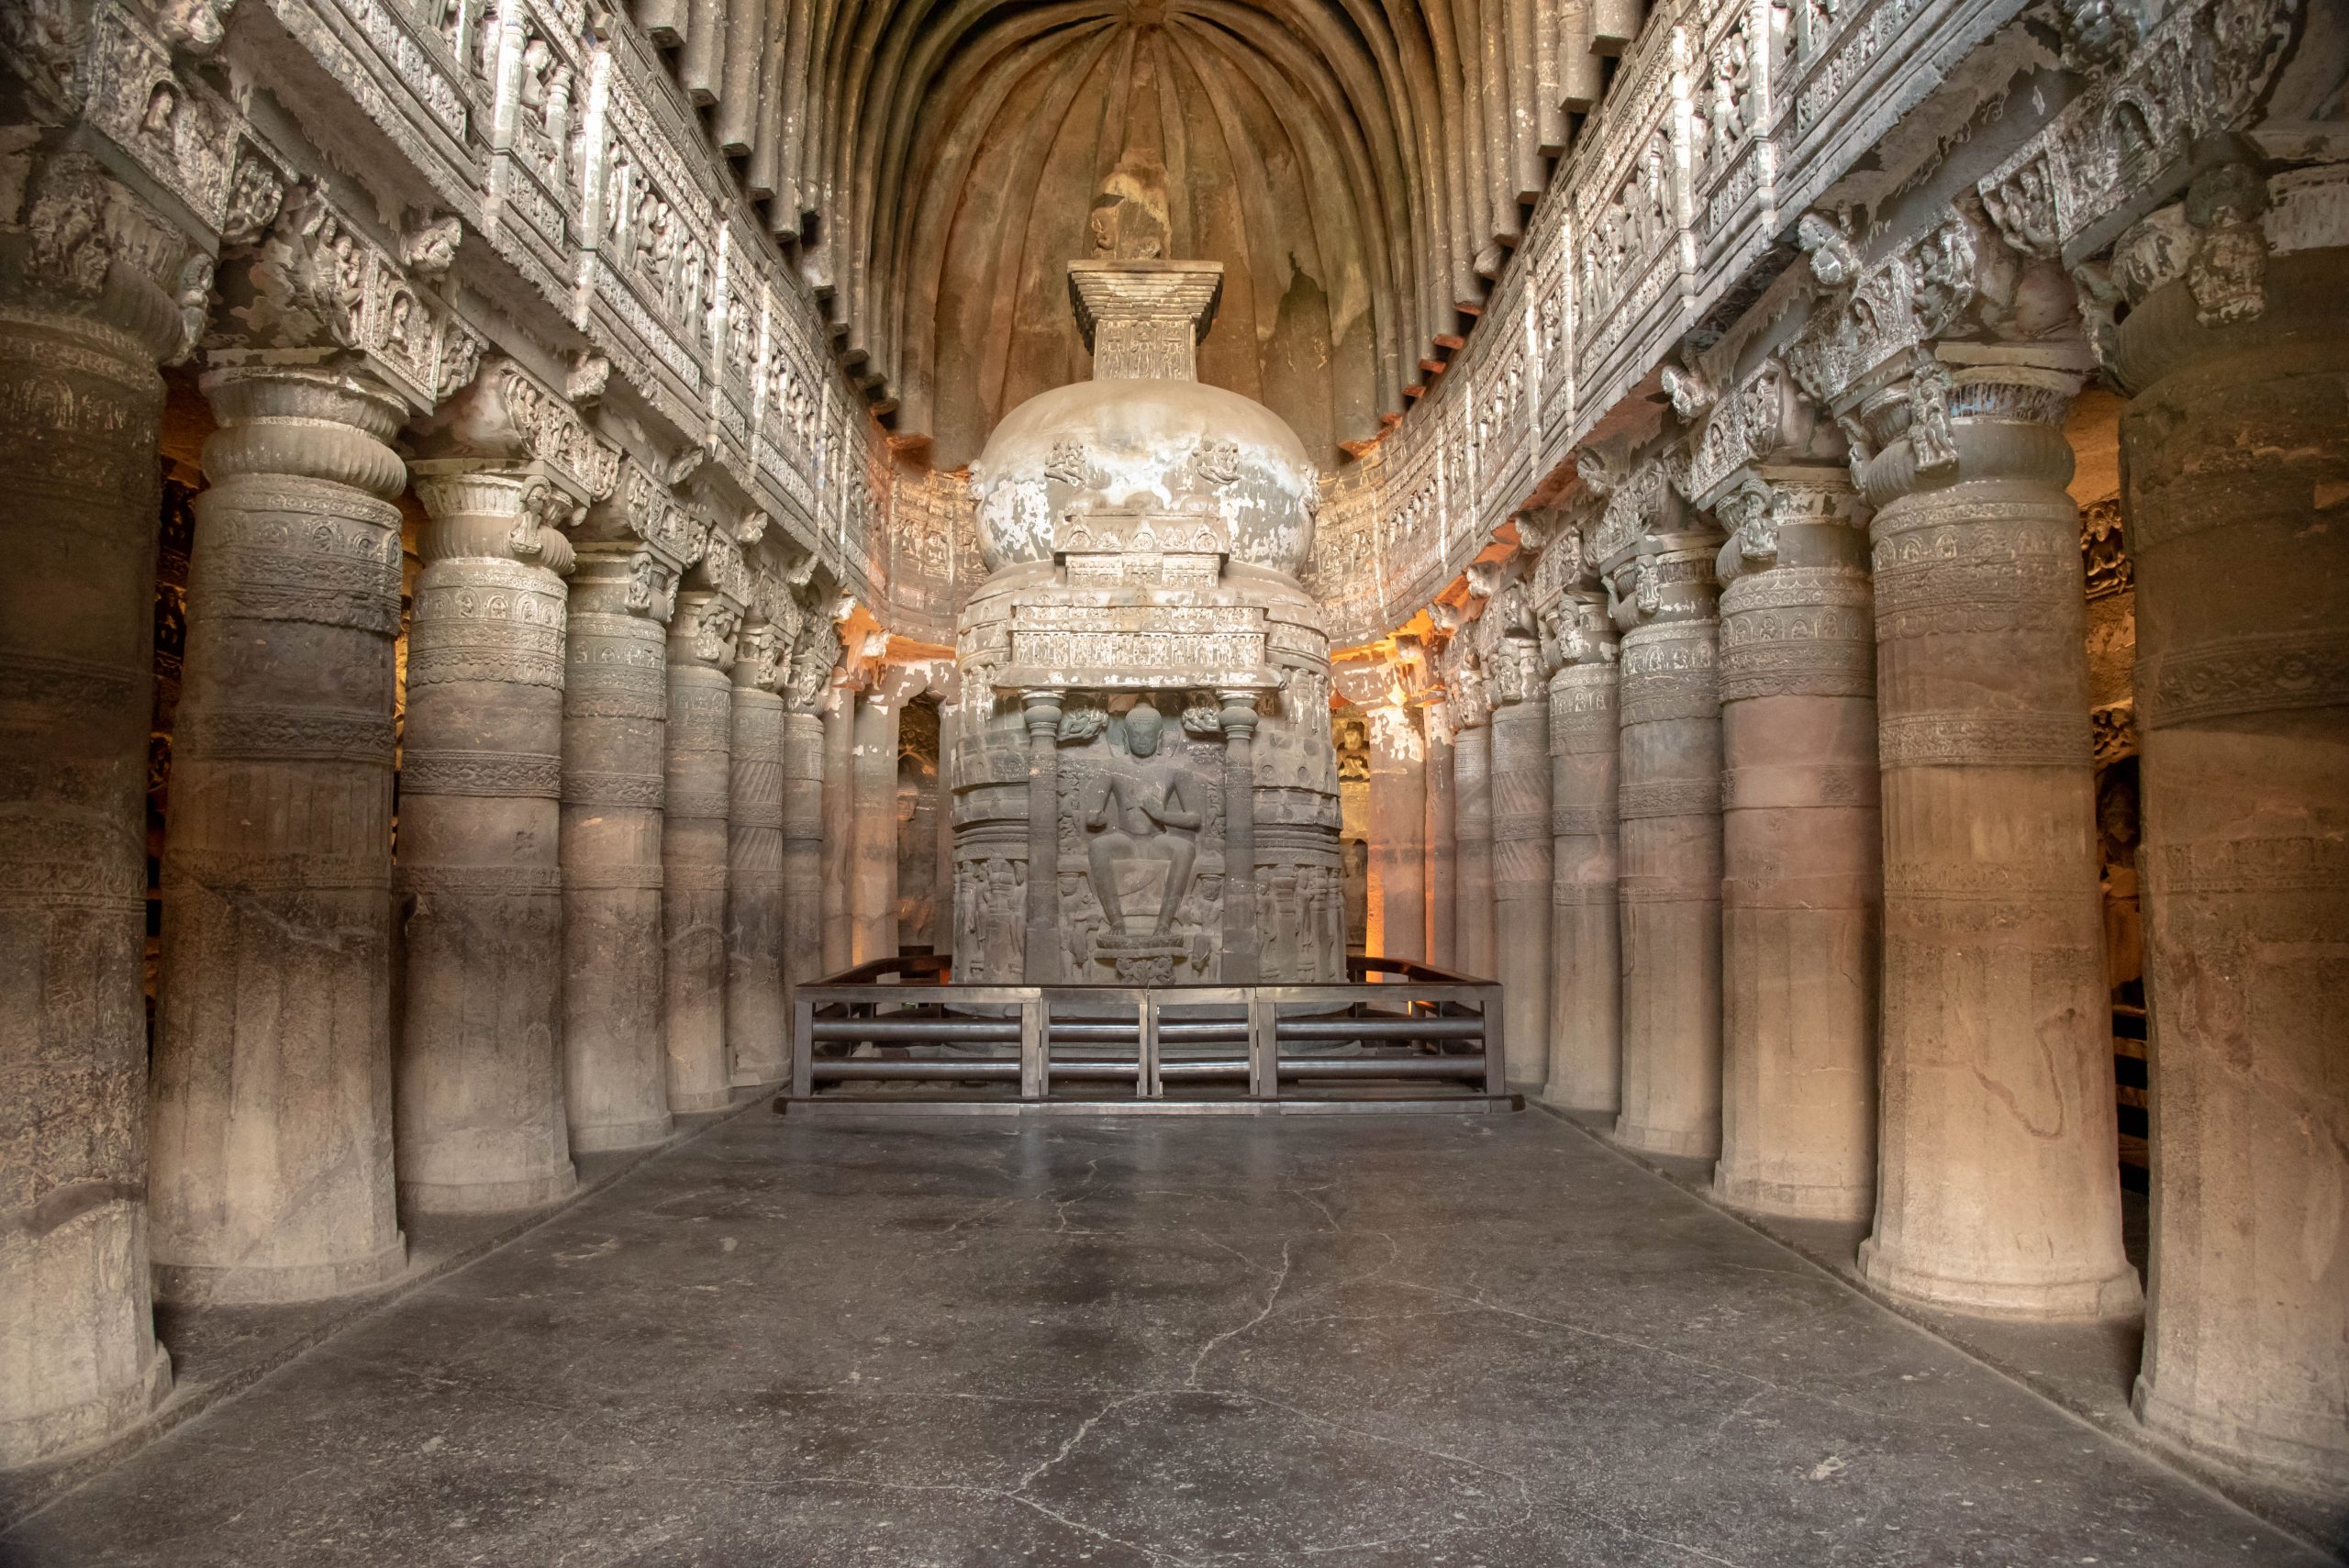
[809, 1061, 1022, 1080]
[809, 1019, 1022, 1041]
[1279, 1018, 1486, 1040]
[1285, 1059, 1486, 1071]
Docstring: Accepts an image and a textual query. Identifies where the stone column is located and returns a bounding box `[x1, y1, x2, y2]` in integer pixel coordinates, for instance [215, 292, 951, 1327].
[559, 546, 672, 1152]
[1219, 690, 1260, 983]
[780, 659, 829, 1054]
[851, 665, 924, 963]
[395, 464, 577, 1213]
[1, 199, 182, 1460]
[819, 681, 854, 973]
[1857, 345, 2136, 1318]
[2114, 181, 2349, 1492]
[150, 367, 410, 1297]
[1423, 696, 1457, 967]
[1607, 529, 1726, 1160]
[1709, 468, 1881, 1222]
[1452, 706, 1497, 978]
[1543, 597, 1622, 1113]
[663, 590, 739, 1113]
[725, 624, 787, 1087]
[1021, 690, 1063, 983]
[1488, 640, 1553, 1084]
[1364, 698, 1426, 962]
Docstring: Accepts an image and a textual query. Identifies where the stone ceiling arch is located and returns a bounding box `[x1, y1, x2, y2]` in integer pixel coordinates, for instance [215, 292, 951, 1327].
[756, 0, 1562, 468]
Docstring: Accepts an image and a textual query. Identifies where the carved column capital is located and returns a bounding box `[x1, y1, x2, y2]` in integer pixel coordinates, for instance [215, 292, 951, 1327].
[205, 183, 480, 410]
[196, 362, 407, 498]
[408, 461, 582, 573]
[0, 143, 206, 366]
[672, 587, 740, 672]
[1851, 344, 2088, 509]
[1021, 688, 1064, 739]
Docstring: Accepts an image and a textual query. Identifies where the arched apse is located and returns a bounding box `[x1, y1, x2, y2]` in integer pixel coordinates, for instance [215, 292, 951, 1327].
[685, 0, 1583, 468]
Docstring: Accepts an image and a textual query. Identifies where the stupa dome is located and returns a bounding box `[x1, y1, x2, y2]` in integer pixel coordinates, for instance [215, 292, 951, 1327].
[968, 378, 1318, 576]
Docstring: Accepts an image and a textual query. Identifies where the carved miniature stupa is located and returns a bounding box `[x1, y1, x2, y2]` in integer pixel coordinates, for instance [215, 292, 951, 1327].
[952, 162, 1343, 985]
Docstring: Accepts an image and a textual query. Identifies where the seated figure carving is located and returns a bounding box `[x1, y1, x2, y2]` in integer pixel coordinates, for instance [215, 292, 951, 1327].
[1080, 698, 1199, 939]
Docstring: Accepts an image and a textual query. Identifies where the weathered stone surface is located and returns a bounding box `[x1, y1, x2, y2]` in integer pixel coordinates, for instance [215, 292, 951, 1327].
[1364, 700, 1424, 962]
[2117, 228, 2349, 1498]
[1543, 619, 1621, 1114]
[1857, 353, 2138, 1321]
[1710, 471, 1881, 1224]
[726, 628, 787, 1086]
[0, 290, 175, 1463]
[395, 464, 576, 1214]
[663, 590, 737, 1114]
[150, 368, 407, 1297]
[1452, 717, 1496, 981]
[560, 550, 673, 1153]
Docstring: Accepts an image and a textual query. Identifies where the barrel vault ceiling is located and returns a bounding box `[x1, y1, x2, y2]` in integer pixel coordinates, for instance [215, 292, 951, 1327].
[696, 0, 1584, 468]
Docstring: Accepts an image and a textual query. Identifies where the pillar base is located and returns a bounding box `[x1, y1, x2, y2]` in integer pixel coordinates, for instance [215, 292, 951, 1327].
[728, 1068, 786, 1091]
[397, 1166, 578, 1216]
[153, 1235, 408, 1307]
[1710, 1170, 1872, 1225]
[2132, 1375, 2349, 1507]
[668, 1089, 736, 1115]
[568, 1117, 675, 1155]
[1535, 1089, 1617, 1117]
[1612, 1118, 1720, 1161]
[1857, 1236, 2142, 1321]
[0, 1342, 171, 1470]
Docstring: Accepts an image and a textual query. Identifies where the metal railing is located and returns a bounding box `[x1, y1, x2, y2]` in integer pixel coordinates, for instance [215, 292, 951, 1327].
[784, 955, 1509, 1113]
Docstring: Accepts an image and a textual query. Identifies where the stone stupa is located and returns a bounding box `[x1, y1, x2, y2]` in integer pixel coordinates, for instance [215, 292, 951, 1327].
[950, 161, 1344, 985]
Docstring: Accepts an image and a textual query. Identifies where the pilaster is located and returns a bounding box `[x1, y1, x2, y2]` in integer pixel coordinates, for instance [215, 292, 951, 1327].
[725, 621, 788, 1087]
[1542, 589, 1622, 1114]
[562, 545, 674, 1152]
[150, 365, 411, 1292]
[1485, 589, 1553, 1086]
[2111, 164, 2349, 1495]
[664, 587, 740, 1113]
[396, 460, 579, 1213]
[1595, 452, 1726, 1160]
[0, 150, 195, 1460]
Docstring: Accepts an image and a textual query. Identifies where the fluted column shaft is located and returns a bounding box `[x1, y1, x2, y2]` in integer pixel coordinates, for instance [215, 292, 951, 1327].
[1858, 350, 2136, 1319]
[819, 684, 854, 973]
[780, 707, 827, 1028]
[1423, 698, 1457, 967]
[1453, 717, 1496, 978]
[1, 285, 176, 1462]
[663, 592, 735, 1113]
[1489, 685, 1553, 1084]
[1022, 691, 1063, 984]
[150, 367, 408, 1297]
[1364, 701, 1426, 962]
[1712, 474, 1881, 1222]
[1545, 650, 1621, 1112]
[726, 637, 787, 1086]
[560, 550, 672, 1151]
[1612, 558, 1725, 1159]
[851, 675, 913, 963]
[395, 464, 576, 1213]
[2117, 231, 2349, 1492]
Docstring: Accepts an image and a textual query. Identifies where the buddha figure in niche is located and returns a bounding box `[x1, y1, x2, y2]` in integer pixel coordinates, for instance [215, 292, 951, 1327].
[1081, 698, 1200, 938]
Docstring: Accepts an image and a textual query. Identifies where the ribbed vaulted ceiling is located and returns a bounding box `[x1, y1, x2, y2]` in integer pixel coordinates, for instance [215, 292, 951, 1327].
[700, 0, 1577, 468]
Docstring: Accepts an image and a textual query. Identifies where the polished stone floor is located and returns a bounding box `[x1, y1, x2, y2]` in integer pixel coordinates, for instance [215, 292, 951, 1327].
[5, 1110, 2332, 1567]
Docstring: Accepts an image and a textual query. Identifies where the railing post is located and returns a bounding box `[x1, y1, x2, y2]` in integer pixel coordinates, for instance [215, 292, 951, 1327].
[1138, 996, 1160, 1100]
[1481, 984, 1506, 1097]
[1249, 992, 1278, 1101]
[1020, 995, 1047, 1101]
[789, 997, 815, 1100]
